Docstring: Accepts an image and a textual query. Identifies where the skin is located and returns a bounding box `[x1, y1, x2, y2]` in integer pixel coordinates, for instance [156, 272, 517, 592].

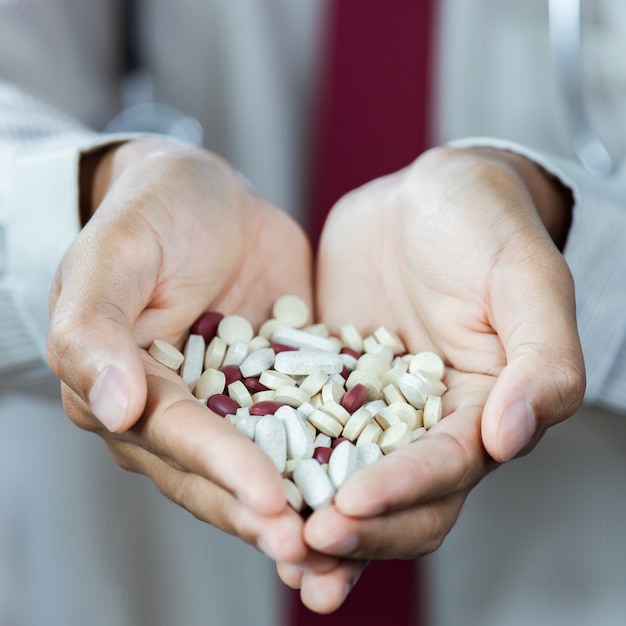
[46, 141, 585, 614]
[277, 145, 585, 612]
[47, 139, 315, 564]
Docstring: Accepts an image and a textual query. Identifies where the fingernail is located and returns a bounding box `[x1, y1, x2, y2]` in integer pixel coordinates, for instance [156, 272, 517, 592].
[499, 400, 535, 461]
[89, 367, 129, 432]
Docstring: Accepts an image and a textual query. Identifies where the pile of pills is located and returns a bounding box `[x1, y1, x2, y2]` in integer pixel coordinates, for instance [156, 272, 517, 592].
[148, 295, 446, 513]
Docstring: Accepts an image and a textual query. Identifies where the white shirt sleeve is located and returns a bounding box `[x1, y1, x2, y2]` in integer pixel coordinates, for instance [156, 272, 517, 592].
[0, 80, 134, 372]
[449, 137, 626, 414]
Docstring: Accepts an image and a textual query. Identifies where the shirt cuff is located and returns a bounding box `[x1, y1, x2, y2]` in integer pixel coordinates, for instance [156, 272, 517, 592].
[2, 132, 139, 369]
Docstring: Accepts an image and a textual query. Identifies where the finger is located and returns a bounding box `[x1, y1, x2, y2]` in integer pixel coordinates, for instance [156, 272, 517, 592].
[107, 440, 308, 563]
[63, 354, 291, 516]
[47, 216, 161, 433]
[332, 404, 491, 518]
[483, 243, 586, 461]
[299, 558, 368, 614]
[304, 492, 466, 560]
[128, 355, 293, 516]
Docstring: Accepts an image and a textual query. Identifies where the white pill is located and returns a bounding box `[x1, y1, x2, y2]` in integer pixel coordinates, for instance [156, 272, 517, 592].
[255, 415, 287, 473]
[376, 406, 402, 429]
[373, 326, 406, 354]
[356, 421, 383, 446]
[258, 318, 283, 341]
[356, 352, 390, 378]
[303, 323, 329, 337]
[398, 373, 427, 409]
[382, 383, 406, 405]
[239, 347, 275, 378]
[299, 369, 329, 397]
[236, 415, 261, 439]
[363, 399, 387, 417]
[340, 323, 364, 353]
[320, 400, 351, 426]
[293, 459, 335, 509]
[340, 352, 358, 371]
[217, 315, 254, 346]
[275, 405, 315, 460]
[148, 339, 184, 370]
[386, 401, 420, 429]
[296, 401, 316, 418]
[204, 336, 227, 370]
[345, 370, 382, 401]
[272, 327, 341, 354]
[222, 339, 248, 367]
[252, 390, 276, 403]
[307, 409, 343, 438]
[247, 335, 271, 352]
[378, 422, 412, 454]
[180, 334, 205, 386]
[283, 477, 305, 512]
[423, 395, 443, 429]
[409, 351, 445, 380]
[366, 342, 395, 363]
[362, 335, 379, 354]
[412, 426, 427, 441]
[194, 368, 226, 400]
[342, 407, 373, 441]
[217, 314, 254, 345]
[283, 459, 300, 478]
[236, 406, 251, 419]
[313, 433, 332, 448]
[259, 369, 297, 390]
[274, 350, 343, 376]
[272, 294, 310, 328]
[321, 380, 345, 404]
[273, 385, 311, 408]
[228, 380, 253, 407]
[328, 439, 358, 488]
[356, 442, 383, 467]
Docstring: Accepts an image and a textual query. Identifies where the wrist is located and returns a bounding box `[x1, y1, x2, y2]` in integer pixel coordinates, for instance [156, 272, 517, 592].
[465, 147, 574, 250]
[79, 139, 200, 225]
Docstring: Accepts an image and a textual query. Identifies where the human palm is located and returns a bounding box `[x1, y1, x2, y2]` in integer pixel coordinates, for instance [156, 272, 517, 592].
[285, 148, 585, 610]
[48, 140, 313, 562]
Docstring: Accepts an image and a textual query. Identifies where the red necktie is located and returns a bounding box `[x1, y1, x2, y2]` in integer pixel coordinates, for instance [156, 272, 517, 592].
[288, 0, 435, 624]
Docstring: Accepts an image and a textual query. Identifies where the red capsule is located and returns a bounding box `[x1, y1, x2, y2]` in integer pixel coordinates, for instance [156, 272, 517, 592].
[340, 346, 361, 359]
[341, 366, 352, 380]
[249, 400, 285, 416]
[332, 436, 350, 448]
[220, 365, 242, 386]
[244, 377, 269, 393]
[313, 446, 333, 464]
[191, 311, 224, 342]
[207, 393, 240, 417]
[342, 383, 369, 413]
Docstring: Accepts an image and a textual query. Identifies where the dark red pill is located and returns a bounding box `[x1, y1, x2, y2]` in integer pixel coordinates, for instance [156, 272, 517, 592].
[342, 383, 369, 413]
[244, 377, 269, 393]
[250, 400, 285, 416]
[313, 446, 333, 464]
[332, 436, 350, 448]
[220, 365, 242, 386]
[207, 393, 240, 417]
[191, 311, 224, 343]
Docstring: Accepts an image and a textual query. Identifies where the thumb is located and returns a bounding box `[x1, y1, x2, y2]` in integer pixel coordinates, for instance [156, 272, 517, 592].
[47, 222, 159, 433]
[481, 247, 586, 462]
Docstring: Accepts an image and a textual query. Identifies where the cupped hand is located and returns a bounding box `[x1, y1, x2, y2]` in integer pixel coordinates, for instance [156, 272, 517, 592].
[46, 138, 313, 561]
[291, 145, 586, 611]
